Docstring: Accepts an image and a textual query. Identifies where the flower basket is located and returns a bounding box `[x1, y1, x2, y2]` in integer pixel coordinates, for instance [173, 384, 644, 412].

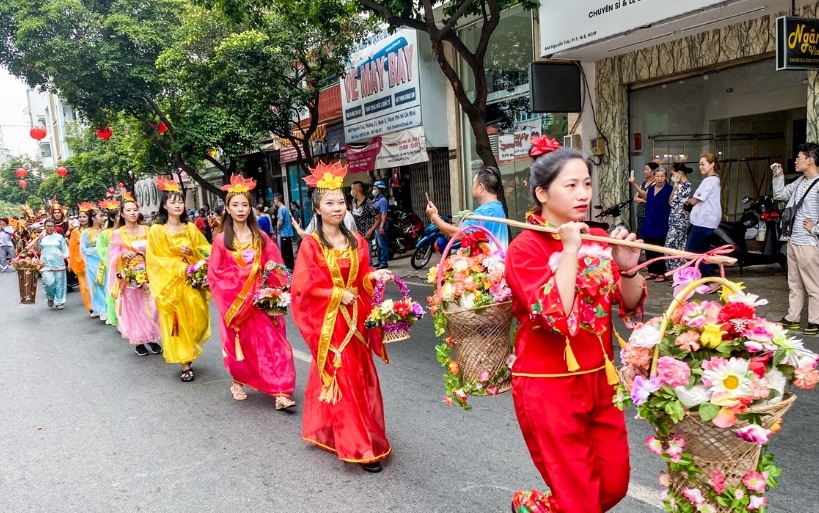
[253, 262, 291, 317]
[186, 258, 209, 291]
[17, 268, 39, 304]
[429, 225, 514, 409]
[615, 274, 816, 512]
[365, 276, 424, 343]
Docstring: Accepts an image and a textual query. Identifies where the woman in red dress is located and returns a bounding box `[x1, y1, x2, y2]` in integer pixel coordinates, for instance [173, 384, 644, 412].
[208, 175, 297, 409]
[291, 162, 393, 473]
[505, 142, 646, 512]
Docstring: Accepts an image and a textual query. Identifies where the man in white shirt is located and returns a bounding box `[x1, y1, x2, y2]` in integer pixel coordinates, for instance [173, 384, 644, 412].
[772, 142, 819, 335]
[0, 218, 17, 271]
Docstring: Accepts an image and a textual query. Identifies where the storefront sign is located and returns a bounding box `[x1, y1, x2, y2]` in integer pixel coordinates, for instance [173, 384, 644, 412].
[376, 126, 428, 168]
[346, 138, 382, 173]
[341, 28, 422, 143]
[538, 0, 722, 55]
[497, 120, 543, 165]
[776, 16, 819, 70]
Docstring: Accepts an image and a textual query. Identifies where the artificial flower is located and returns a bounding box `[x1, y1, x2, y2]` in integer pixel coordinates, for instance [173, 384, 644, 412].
[793, 365, 819, 389]
[630, 375, 661, 406]
[749, 354, 772, 378]
[717, 302, 756, 323]
[747, 495, 768, 510]
[629, 323, 661, 349]
[735, 489, 745, 500]
[696, 504, 717, 513]
[770, 418, 783, 434]
[477, 370, 491, 382]
[735, 424, 772, 445]
[674, 330, 701, 352]
[656, 356, 691, 388]
[682, 487, 706, 504]
[666, 435, 686, 463]
[708, 470, 725, 494]
[454, 389, 467, 404]
[681, 302, 708, 328]
[741, 471, 768, 493]
[486, 385, 499, 396]
[726, 291, 767, 306]
[700, 324, 727, 349]
[772, 333, 817, 368]
[443, 396, 453, 407]
[427, 266, 438, 284]
[448, 361, 459, 376]
[505, 354, 517, 368]
[623, 346, 652, 369]
[645, 436, 664, 456]
[659, 473, 671, 487]
[379, 299, 395, 316]
[672, 267, 711, 298]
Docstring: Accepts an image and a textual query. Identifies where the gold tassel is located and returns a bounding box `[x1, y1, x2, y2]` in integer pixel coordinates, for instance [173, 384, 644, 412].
[615, 329, 628, 350]
[564, 337, 580, 372]
[172, 311, 179, 337]
[319, 376, 342, 404]
[234, 328, 245, 361]
[604, 355, 620, 385]
[96, 265, 105, 286]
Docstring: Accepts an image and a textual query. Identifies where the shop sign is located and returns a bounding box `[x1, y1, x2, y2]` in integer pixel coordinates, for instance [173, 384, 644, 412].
[346, 138, 382, 173]
[776, 16, 819, 70]
[497, 121, 542, 165]
[376, 126, 428, 168]
[538, 0, 722, 55]
[341, 28, 422, 143]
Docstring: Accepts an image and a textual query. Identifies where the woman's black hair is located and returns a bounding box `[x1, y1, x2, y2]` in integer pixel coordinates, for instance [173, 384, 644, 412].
[114, 199, 140, 229]
[155, 191, 189, 225]
[311, 188, 358, 250]
[646, 162, 660, 172]
[529, 147, 591, 213]
[671, 162, 691, 174]
[43, 217, 56, 226]
[104, 208, 120, 229]
[77, 210, 91, 228]
[221, 192, 267, 251]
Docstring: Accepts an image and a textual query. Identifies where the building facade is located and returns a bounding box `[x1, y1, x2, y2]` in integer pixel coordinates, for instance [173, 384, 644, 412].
[25, 89, 76, 167]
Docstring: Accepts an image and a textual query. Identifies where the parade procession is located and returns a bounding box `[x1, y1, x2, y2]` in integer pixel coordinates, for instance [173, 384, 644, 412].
[3, 0, 819, 512]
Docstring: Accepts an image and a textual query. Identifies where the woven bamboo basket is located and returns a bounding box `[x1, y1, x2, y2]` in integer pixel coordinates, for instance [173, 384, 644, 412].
[17, 268, 38, 304]
[436, 225, 514, 395]
[653, 277, 796, 510]
[372, 276, 416, 344]
[382, 326, 410, 343]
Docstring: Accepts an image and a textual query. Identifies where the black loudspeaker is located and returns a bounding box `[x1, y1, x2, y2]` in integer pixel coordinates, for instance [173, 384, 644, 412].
[528, 61, 582, 113]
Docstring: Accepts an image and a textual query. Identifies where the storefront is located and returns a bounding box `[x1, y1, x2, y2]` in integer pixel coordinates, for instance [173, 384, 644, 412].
[537, 0, 819, 221]
[341, 27, 452, 219]
[457, 6, 569, 222]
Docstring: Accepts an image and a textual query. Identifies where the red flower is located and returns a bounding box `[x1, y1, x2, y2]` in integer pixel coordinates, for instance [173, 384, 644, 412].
[717, 302, 756, 323]
[749, 354, 772, 378]
[461, 231, 489, 255]
[529, 136, 562, 157]
[394, 301, 410, 317]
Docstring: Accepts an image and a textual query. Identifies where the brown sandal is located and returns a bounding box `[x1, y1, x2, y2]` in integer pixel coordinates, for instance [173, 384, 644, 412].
[230, 384, 247, 401]
[275, 397, 296, 410]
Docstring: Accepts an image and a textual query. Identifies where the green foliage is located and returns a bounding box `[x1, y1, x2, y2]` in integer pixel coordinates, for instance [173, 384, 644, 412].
[0, 155, 46, 207]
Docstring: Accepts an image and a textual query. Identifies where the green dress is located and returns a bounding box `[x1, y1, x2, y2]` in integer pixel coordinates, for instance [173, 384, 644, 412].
[96, 228, 118, 326]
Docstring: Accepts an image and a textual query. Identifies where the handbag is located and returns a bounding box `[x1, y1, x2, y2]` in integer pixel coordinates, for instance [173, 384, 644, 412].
[780, 177, 819, 240]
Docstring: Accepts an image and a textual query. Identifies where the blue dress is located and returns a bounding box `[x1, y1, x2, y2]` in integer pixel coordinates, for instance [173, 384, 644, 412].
[40, 233, 69, 305]
[81, 229, 108, 315]
[641, 184, 673, 239]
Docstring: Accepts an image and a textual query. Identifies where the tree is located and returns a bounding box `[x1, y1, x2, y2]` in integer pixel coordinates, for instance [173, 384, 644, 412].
[0, 155, 47, 207]
[355, 0, 538, 172]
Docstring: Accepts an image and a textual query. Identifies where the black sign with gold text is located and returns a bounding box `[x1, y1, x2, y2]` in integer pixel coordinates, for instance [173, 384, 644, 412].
[777, 16, 819, 70]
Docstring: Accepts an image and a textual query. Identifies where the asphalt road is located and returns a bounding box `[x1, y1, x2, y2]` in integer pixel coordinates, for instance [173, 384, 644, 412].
[0, 269, 817, 513]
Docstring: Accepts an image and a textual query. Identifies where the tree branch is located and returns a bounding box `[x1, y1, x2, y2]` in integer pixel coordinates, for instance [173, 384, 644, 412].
[437, 0, 476, 41]
[356, 0, 433, 34]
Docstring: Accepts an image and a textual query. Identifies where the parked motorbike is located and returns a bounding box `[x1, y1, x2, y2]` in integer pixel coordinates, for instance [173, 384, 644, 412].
[592, 199, 632, 232]
[410, 215, 459, 270]
[385, 206, 424, 257]
[708, 195, 786, 272]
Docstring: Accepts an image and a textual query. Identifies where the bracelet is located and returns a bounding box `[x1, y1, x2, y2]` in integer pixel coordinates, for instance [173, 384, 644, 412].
[620, 270, 639, 278]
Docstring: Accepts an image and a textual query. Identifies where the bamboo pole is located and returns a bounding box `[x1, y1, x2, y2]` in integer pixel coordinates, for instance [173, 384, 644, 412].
[461, 213, 738, 266]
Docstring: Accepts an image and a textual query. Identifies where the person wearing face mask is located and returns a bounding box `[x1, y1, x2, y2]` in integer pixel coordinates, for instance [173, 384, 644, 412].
[370, 181, 390, 269]
[31, 218, 70, 310]
[630, 167, 672, 281]
[664, 163, 693, 273]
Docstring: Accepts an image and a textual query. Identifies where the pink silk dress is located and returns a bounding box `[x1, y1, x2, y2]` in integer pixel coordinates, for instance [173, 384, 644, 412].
[107, 227, 161, 345]
[208, 232, 296, 397]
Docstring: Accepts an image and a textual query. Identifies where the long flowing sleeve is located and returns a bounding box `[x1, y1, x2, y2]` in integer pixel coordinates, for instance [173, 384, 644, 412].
[80, 230, 93, 259]
[97, 230, 111, 267]
[59, 235, 69, 259]
[146, 224, 189, 314]
[106, 230, 126, 294]
[69, 229, 86, 275]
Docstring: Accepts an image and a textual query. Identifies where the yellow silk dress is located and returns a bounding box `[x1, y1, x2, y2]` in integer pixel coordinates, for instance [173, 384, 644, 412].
[146, 222, 212, 364]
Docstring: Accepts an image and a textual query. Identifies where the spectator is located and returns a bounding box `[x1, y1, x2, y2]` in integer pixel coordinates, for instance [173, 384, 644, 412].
[665, 163, 693, 273]
[371, 181, 390, 269]
[274, 194, 295, 269]
[150, 211, 157, 226]
[630, 167, 672, 281]
[290, 201, 302, 227]
[0, 218, 17, 272]
[351, 181, 378, 251]
[629, 162, 659, 238]
[256, 204, 272, 237]
[686, 153, 723, 289]
[194, 210, 207, 234]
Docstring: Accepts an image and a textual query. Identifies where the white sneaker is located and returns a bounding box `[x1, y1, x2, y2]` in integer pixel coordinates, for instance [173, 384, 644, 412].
[99, 314, 107, 322]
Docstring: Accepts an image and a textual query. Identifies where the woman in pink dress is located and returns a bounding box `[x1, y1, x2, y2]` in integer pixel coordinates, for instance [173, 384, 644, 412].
[107, 194, 162, 356]
[208, 175, 297, 409]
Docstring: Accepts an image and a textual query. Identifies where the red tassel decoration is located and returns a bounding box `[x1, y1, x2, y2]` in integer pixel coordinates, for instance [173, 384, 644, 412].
[172, 311, 179, 337]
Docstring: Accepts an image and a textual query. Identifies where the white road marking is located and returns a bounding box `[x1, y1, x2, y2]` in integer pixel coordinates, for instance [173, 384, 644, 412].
[293, 348, 312, 363]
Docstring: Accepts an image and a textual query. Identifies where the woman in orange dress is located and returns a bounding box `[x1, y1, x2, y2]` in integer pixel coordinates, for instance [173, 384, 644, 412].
[291, 162, 393, 473]
[505, 140, 646, 512]
[69, 203, 95, 315]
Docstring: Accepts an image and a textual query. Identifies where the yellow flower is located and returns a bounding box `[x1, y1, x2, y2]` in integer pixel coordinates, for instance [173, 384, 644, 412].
[448, 361, 459, 375]
[700, 323, 727, 349]
[427, 266, 439, 284]
[720, 282, 744, 303]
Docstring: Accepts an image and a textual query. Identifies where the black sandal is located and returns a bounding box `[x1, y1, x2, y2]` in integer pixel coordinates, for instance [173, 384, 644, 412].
[181, 368, 195, 382]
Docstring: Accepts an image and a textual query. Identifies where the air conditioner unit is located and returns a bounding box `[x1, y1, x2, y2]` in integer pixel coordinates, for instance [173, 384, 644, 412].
[563, 133, 582, 149]
[590, 137, 608, 157]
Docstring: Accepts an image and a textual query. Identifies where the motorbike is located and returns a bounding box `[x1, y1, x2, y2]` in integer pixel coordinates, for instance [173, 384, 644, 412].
[385, 206, 424, 257]
[592, 199, 632, 232]
[708, 195, 786, 272]
[410, 215, 459, 270]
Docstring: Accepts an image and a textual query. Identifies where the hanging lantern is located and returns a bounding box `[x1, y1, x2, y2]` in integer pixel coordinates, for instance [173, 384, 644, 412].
[29, 126, 47, 141]
[96, 126, 113, 140]
[15, 168, 28, 178]
[153, 121, 168, 135]
[56, 167, 69, 178]
[18, 180, 27, 189]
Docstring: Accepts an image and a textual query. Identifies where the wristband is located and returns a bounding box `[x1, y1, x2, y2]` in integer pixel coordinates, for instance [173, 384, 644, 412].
[620, 270, 639, 278]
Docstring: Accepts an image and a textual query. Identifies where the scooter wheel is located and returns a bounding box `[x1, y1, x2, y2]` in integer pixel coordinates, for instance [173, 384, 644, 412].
[411, 245, 434, 270]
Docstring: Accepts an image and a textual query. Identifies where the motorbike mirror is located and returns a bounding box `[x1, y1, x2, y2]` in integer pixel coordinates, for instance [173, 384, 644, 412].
[742, 196, 751, 204]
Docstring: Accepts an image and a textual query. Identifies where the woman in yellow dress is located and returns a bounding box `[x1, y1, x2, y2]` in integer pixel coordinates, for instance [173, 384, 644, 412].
[69, 202, 96, 316]
[146, 177, 212, 382]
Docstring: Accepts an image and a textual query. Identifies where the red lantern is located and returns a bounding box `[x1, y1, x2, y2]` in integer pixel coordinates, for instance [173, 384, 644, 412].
[56, 167, 68, 178]
[15, 168, 28, 178]
[154, 121, 168, 135]
[96, 127, 113, 140]
[29, 127, 47, 141]
[18, 180, 27, 189]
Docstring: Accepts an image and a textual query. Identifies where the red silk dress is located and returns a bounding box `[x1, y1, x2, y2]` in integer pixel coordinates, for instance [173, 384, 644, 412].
[291, 233, 391, 464]
[208, 233, 296, 398]
[505, 219, 645, 513]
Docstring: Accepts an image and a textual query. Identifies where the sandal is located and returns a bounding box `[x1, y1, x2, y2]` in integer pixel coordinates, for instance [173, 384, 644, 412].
[275, 397, 296, 410]
[230, 384, 247, 401]
[180, 368, 195, 382]
[654, 276, 667, 283]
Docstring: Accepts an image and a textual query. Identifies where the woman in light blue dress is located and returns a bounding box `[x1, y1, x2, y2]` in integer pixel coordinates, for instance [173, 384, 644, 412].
[33, 218, 70, 309]
[81, 209, 108, 320]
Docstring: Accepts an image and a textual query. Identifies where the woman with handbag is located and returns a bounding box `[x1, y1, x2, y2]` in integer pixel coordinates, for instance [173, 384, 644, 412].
[772, 143, 819, 335]
[685, 153, 722, 289]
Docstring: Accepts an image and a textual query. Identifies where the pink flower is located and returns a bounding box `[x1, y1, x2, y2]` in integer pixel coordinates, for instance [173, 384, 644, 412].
[735, 489, 745, 500]
[700, 301, 722, 324]
[477, 370, 491, 382]
[675, 330, 701, 352]
[681, 303, 707, 328]
[748, 496, 768, 510]
[659, 473, 671, 487]
[485, 385, 499, 396]
[631, 375, 661, 406]
[682, 487, 706, 504]
[708, 471, 725, 494]
[700, 357, 729, 387]
[645, 436, 664, 456]
[742, 471, 769, 493]
[794, 365, 819, 389]
[744, 321, 774, 342]
[656, 356, 691, 388]
[749, 375, 771, 400]
[623, 346, 652, 369]
[666, 435, 686, 463]
[744, 341, 765, 353]
[736, 425, 772, 445]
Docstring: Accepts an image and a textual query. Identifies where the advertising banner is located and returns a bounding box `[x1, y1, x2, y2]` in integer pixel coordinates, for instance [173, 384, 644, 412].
[376, 127, 428, 168]
[538, 0, 722, 56]
[776, 16, 819, 70]
[345, 138, 383, 173]
[341, 28, 422, 143]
